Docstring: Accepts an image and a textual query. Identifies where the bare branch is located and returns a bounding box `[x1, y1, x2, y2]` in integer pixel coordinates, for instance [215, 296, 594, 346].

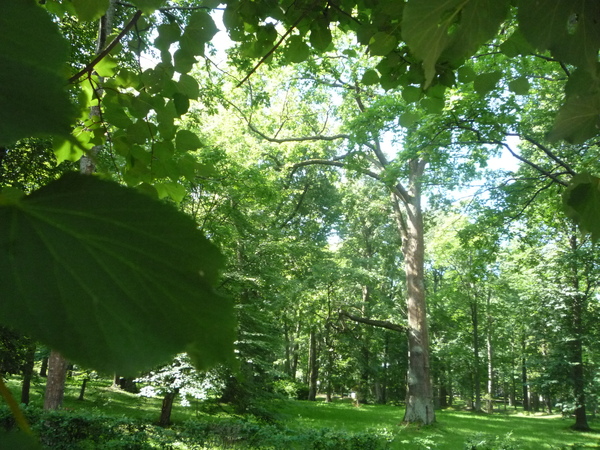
[516, 134, 577, 176]
[248, 123, 351, 143]
[339, 310, 406, 333]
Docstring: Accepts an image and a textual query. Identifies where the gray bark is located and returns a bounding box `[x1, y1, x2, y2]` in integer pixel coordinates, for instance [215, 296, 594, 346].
[43, 350, 69, 410]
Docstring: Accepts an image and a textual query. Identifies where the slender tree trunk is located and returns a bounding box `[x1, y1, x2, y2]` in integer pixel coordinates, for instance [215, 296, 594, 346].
[394, 164, 435, 424]
[43, 350, 69, 410]
[521, 356, 529, 412]
[78, 378, 89, 401]
[486, 291, 494, 413]
[159, 390, 178, 427]
[39, 356, 48, 378]
[307, 329, 319, 401]
[568, 235, 590, 431]
[20, 341, 36, 405]
[471, 300, 481, 411]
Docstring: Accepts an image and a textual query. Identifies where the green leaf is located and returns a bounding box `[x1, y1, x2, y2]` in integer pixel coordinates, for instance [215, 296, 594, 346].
[421, 97, 445, 114]
[155, 22, 181, 52]
[155, 181, 187, 203]
[473, 71, 502, 95]
[129, 0, 166, 15]
[310, 19, 332, 52]
[518, 0, 600, 69]
[361, 69, 380, 86]
[457, 66, 477, 83]
[286, 36, 310, 63]
[173, 93, 190, 116]
[0, 173, 234, 374]
[177, 74, 200, 99]
[441, 0, 510, 64]
[0, 430, 41, 450]
[508, 76, 530, 95]
[72, 0, 109, 22]
[402, 0, 462, 87]
[0, 0, 75, 146]
[402, 86, 422, 103]
[369, 32, 398, 56]
[398, 111, 420, 127]
[175, 129, 202, 152]
[499, 29, 535, 58]
[53, 137, 85, 164]
[548, 94, 600, 143]
[174, 49, 197, 74]
[563, 173, 600, 241]
[180, 11, 218, 56]
[94, 55, 118, 77]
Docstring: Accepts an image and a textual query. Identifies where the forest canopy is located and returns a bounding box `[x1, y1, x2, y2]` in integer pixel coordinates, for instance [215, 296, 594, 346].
[1, 0, 600, 437]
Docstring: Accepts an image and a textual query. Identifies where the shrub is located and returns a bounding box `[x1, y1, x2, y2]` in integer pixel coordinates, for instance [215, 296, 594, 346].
[464, 432, 519, 450]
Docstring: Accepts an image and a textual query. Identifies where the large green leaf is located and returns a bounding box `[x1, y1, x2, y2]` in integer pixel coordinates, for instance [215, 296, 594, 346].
[548, 94, 600, 143]
[0, 174, 234, 374]
[72, 0, 110, 22]
[310, 18, 332, 52]
[518, 0, 600, 69]
[442, 0, 509, 64]
[403, 0, 509, 87]
[0, 0, 75, 146]
[563, 173, 600, 242]
[402, 0, 463, 87]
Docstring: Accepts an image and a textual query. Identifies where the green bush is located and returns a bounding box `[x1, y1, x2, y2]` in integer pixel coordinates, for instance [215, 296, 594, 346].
[464, 432, 519, 450]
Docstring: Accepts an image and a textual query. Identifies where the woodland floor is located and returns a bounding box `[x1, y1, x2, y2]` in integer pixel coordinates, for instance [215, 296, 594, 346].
[4, 375, 600, 449]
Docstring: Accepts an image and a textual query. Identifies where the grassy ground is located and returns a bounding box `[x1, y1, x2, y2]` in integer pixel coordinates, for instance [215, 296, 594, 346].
[279, 399, 600, 449]
[5, 375, 600, 448]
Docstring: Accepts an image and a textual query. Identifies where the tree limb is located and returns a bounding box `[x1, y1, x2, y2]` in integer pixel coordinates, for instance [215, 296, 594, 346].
[339, 310, 406, 333]
[248, 123, 351, 143]
[69, 9, 143, 84]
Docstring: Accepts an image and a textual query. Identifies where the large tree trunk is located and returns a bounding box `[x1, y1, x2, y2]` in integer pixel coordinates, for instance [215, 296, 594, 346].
[43, 350, 69, 410]
[395, 164, 435, 425]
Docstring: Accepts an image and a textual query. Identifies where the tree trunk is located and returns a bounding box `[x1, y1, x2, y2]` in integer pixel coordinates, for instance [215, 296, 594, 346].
[78, 378, 89, 401]
[486, 291, 494, 413]
[521, 356, 529, 412]
[43, 350, 69, 410]
[471, 300, 481, 412]
[39, 356, 48, 378]
[158, 390, 177, 427]
[568, 234, 590, 431]
[394, 166, 435, 425]
[307, 329, 319, 401]
[20, 341, 36, 405]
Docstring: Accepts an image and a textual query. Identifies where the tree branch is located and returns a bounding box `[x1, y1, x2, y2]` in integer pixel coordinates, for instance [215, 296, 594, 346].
[516, 134, 577, 176]
[248, 123, 350, 143]
[236, 13, 306, 88]
[69, 9, 143, 84]
[339, 310, 406, 333]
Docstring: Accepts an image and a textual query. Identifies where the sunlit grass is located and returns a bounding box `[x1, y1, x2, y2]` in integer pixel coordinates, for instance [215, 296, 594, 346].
[6, 375, 600, 449]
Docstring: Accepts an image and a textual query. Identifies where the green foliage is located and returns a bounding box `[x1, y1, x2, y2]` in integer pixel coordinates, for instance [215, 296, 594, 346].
[563, 173, 600, 242]
[464, 432, 518, 450]
[402, 0, 509, 87]
[0, 173, 233, 374]
[0, 0, 75, 145]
